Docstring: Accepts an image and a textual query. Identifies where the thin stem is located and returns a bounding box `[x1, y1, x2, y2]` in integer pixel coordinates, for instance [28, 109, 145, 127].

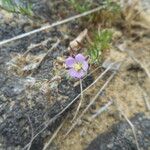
[27, 115, 34, 150]
[30, 39, 60, 76]
[80, 79, 83, 102]
[122, 113, 141, 150]
[72, 79, 83, 121]
[113, 98, 141, 150]
[89, 100, 113, 121]
[23, 38, 51, 56]
[42, 116, 67, 150]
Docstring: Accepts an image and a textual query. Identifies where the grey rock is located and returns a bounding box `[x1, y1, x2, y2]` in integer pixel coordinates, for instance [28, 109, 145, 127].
[86, 113, 150, 150]
[0, 74, 6, 88]
[2, 80, 25, 98]
[102, 60, 121, 71]
[0, 94, 7, 103]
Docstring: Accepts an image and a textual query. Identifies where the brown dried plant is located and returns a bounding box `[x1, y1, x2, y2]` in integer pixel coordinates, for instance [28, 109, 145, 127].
[7, 53, 45, 76]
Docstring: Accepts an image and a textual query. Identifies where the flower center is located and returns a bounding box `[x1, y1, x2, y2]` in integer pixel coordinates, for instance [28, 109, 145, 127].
[73, 63, 82, 72]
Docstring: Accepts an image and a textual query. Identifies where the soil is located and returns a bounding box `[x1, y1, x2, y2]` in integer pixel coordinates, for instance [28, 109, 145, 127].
[0, 0, 150, 150]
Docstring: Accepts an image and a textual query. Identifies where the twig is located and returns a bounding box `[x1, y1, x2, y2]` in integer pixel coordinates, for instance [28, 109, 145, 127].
[23, 38, 51, 56]
[113, 98, 141, 150]
[137, 66, 150, 111]
[23, 62, 115, 150]
[130, 55, 150, 79]
[86, 34, 93, 45]
[42, 117, 66, 150]
[89, 100, 113, 121]
[143, 91, 150, 111]
[141, 89, 150, 111]
[83, 65, 101, 80]
[72, 79, 84, 121]
[131, 21, 150, 30]
[0, 6, 105, 46]
[65, 71, 118, 137]
[121, 112, 140, 150]
[26, 115, 34, 150]
[30, 39, 60, 76]
[117, 44, 150, 79]
[127, 5, 148, 23]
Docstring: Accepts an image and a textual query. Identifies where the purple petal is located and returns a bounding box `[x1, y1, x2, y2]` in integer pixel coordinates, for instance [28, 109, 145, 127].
[75, 70, 85, 78]
[75, 54, 86, 63]
[65, 57, 75, 68]
[68, 68, 85, 79]
[68, 68, 78, 78]
[82, 60, 89, 71]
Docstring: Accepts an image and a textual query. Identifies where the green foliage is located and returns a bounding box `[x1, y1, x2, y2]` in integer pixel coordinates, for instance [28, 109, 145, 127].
[69, 0, 92, 13]
[104, 0, 121, 13]
[69, 0, 120, 14]
[87, 29, 113, 64]
[0, 0, 33, 16]
[68, 0, 121, 25]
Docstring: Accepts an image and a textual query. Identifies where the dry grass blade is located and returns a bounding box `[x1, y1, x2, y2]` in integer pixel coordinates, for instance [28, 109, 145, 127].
[23, 38, 51, 56]
[65, 70, 119, 137]
[121, 0, 150, 30]
[117, 43, 150, 79]
[113, 98, 141, 150]
[128, 51, 150, 79]
[30, 39, 60, 76]
[68, 29, 88, 51]
[0, 6, 104, 46]
[83, 65, 101, 80]
[42, 117, 67, 150]
[90, 100, 113, 121]
[141, 88, 150, 111]
[131, 56, 150, 79]
[7, 53, 45, 76]
[131, 21, 150, 29]
[26, 115, 34, 150]
[125, 0, 139, 21]
[121, 112, 141, 150]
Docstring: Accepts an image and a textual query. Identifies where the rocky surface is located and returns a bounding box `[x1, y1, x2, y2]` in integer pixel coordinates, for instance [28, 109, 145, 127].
[86, 114, 150, 150]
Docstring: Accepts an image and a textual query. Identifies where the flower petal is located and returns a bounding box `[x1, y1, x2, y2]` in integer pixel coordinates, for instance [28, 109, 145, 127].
[75, 54, 86, 63]
[68, 68, 78, 78]
[76, 70, 85, 78]
[68, 68, 85, 79]
[65, 57, 75, 68]
[82, 60, 89, 71]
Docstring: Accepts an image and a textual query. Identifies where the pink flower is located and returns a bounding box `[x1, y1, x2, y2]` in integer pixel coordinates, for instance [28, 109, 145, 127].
[65, 54, 89, 79]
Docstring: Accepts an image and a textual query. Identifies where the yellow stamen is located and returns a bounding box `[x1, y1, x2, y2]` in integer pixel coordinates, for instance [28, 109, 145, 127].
[74, 63, 82, 71]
